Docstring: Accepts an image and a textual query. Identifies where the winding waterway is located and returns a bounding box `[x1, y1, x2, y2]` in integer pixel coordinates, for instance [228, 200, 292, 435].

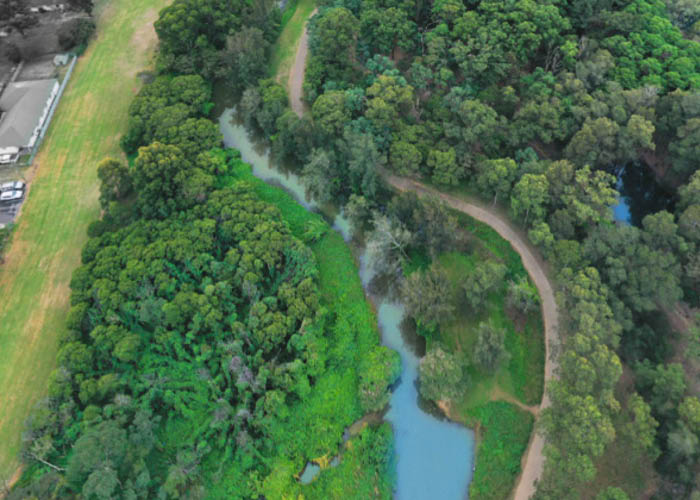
[219, 108, 475, 499]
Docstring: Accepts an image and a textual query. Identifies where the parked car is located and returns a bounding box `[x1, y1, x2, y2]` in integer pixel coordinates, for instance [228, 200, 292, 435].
[0, 181, 24, 192]
[0, 190, 23, 202]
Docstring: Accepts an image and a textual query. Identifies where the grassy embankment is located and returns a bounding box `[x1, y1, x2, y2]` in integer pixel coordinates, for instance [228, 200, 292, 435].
[0, 0, 169, 481]
[406, 209, 544, 500]
[269, 0, 317, 86]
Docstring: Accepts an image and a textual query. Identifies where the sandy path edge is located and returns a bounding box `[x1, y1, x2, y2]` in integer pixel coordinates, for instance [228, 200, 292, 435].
[383, 173, 559, 500]
[287, 14, 559, 497]
[288, 9, 317, 117]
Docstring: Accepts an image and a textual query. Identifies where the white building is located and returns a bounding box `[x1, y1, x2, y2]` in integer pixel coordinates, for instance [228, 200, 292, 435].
[0, 79, 59, 164]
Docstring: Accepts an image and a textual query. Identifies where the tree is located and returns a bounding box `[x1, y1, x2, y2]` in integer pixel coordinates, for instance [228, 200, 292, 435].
[223, 27, 270, 90]
[312, 90, 350, 138]
[344, 130, 384, 200]
[410, 196, 458, 257]
[428, 148, 461, 186]
[473, 321, 509, 374]
[622, 393, 659, 458]
[464, 261, 507, 309]
[365, 75, 414, 131]
[358, 346, 401, 412]
[360, 7, 416, 56]
[679, 171, 700, 209]
[679, 397, 700, 435]
[66, 421, 128, 493]
[344, 194, 372, 235]
[476, 158, 517, 205]
[67, 0, 94, 13]
[390, 140, 423, 177]
[301, 149, 335, 203]
[97, 158, 132, 209]
[506, 276, 540, 314]
[419, 346, 464, 401]
[256, 79, 288, 137]
[313, 7, 359, 69]
[511, 174, 550, 224]
[0, 0, 38, 35]
[366, 213, 412, 277]
[635, 361, 686, 419]
[132, 142, 207, 218]
[583, 225, 683, 313]
[401, 265, 455, 336]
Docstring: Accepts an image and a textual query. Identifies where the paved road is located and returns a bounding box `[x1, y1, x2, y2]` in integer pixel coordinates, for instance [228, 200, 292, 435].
[383, 173, 559, 500]
[289, 14, 560, 498]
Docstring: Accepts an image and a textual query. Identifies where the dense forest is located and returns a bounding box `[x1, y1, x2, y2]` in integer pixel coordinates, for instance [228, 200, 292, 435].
[237, 0, 700, 498]
[9, 1, 398, 498]
[9, 0, 700, 498]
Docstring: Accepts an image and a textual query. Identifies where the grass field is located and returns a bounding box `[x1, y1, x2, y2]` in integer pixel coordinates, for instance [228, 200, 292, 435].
[269, 0, 316, 84]
[0, 0, 169, 480]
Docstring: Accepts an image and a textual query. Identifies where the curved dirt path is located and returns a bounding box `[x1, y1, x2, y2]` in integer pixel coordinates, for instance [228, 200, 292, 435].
[288, 16, 558, 498]
[383, 173, 559, 500]
[288, 8, 316, 117]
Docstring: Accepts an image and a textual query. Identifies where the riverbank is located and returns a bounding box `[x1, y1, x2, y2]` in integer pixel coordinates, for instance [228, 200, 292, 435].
[383, 172, 559, 499]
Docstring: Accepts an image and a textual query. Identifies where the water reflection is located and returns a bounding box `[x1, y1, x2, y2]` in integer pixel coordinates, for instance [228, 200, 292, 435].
[613, 163, 676, 226]
[220, 107, 475, 499]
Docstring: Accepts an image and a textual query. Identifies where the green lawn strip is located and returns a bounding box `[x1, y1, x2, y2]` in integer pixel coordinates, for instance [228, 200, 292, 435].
[268, 0, 316, 84]
[0, 0, 168, 479]
[211, 157, 391, 497]
[464, 402, 534, 500]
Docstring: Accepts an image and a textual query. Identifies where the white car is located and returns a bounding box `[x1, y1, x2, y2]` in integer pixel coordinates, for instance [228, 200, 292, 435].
[0, 181, 24, 192]
[0, 190, 23, 202]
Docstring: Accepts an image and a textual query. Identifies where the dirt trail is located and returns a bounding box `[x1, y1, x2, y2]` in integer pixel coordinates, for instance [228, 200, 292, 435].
[383, 173, 559, 500]
[288, 14, 559, 497]
[288, 8, 316, 117]
[491, 386, 539, 416]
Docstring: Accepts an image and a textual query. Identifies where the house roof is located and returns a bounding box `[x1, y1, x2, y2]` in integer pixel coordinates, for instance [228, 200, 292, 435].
[0, 79, 57, 149]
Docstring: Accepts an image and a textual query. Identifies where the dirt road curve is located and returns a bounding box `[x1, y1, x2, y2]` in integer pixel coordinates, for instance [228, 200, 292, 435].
[288, 13, 559, 497]
[288, 9, 316, 117]
[384, 173, 559, 500]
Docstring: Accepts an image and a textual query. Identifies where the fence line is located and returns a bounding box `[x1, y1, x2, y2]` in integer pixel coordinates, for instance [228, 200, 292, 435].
[16, 54, 78, 168]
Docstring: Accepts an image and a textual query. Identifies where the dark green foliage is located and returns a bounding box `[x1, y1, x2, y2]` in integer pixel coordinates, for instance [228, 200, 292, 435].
[155, 0, 279, 80]
[96, 158, 132, 209]
[57, 18, 96, 54]
[401, 264, 454, 337]
[120, 75, 217, 155]
[473, 322, 510, 374]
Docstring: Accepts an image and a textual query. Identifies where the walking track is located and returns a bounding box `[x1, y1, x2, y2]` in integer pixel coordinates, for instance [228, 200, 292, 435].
[289, 15, 559, 500]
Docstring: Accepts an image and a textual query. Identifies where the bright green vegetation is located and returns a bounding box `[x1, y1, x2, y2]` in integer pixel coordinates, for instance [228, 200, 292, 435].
[399, 210, 543, 498]
[9, 1, 396, 497]
[214, 159, 395, 498]
[433, 251, 544, 407]
[466, 402, 534, 500]
[0, 0, 170, 482]
[236, 0, 700, 497]
[268, 0, 317, 82]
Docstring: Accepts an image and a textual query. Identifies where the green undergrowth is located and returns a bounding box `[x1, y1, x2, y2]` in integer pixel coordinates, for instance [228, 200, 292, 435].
[465, 402, 534, 500]
[405, 209, 544, 499]
[213, 150, 392, 498]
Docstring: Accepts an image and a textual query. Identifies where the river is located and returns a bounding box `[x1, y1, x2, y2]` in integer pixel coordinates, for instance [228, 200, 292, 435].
[219, 108, 475, 499]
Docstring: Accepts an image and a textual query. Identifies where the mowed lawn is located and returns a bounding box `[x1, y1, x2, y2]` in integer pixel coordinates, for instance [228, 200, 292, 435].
[0, 0, 169, 480]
